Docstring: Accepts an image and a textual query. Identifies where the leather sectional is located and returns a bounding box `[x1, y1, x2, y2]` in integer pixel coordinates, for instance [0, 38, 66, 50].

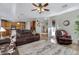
[15, 30, 40, 46]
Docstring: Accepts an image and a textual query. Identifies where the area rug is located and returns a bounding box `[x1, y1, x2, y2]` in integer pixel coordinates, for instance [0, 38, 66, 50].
[17, 40, 79, 55]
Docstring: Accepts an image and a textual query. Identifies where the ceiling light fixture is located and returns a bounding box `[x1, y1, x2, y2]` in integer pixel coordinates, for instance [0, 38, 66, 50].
[32, 3, 49, 14]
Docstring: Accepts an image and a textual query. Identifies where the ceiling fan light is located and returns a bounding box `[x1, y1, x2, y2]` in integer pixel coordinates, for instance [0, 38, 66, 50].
[37, 7, 40, 11]
[32, 3, 49, 13]
[41, 8, 44, 11]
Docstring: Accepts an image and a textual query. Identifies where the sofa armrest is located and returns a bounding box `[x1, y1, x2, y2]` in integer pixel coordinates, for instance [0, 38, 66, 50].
[65, 36, 71, 38]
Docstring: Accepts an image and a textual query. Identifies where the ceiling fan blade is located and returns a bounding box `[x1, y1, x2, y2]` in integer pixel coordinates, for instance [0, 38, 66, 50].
[32, 9, 37, 11]
[32, 3, 38, 7]
[44, 9, 49, 11]
[43, 3, 48, 7]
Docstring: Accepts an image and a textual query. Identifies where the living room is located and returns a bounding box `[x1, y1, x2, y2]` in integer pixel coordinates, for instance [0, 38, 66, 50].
[0, 3, 79, 55]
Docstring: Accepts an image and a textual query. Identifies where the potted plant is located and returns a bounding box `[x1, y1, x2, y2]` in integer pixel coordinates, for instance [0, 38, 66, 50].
[75, 21, 79, 34]
[75, 21, 79, 45]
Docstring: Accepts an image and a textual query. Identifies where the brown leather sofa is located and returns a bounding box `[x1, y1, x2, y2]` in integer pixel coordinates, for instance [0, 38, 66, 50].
[15, 30, 40, 46]
[55, 30, 72, 45]
[0, 38, 10, 45]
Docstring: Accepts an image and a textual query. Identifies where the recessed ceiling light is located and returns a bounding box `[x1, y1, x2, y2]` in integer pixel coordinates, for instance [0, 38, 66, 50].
[17, 22, 20, 25]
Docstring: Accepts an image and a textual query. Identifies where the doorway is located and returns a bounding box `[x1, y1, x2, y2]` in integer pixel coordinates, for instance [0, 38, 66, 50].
[30, 21, 36, 32]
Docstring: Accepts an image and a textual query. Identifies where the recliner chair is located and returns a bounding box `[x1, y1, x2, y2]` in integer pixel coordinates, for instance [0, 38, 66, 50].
[55, 30, 72, 45]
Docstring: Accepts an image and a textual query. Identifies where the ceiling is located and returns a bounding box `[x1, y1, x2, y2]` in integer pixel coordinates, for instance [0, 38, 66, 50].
[0, 3, 79, 21]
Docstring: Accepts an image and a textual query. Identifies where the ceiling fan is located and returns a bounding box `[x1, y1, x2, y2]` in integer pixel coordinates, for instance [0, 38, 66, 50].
[32, 3, 49, 14]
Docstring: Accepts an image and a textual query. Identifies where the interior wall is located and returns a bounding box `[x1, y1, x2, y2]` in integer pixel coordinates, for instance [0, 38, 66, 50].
[25, 18, 48, 33]
[48, 10, 79, 43]
[36, 21, 42, 33]
[25, 20, 42, 33]
[25, 21, 31, 30]
[0, 19, 1, 26]
[35, 18, 48, 33]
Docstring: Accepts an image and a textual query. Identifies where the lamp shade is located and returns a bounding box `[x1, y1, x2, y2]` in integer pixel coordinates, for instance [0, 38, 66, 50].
[0, 27, 6, 32]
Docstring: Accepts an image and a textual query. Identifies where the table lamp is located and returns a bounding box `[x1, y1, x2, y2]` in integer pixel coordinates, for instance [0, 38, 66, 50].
[0, 26, 6, 39]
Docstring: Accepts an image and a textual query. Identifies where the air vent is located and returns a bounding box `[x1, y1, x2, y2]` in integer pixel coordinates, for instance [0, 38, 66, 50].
[62, 4, 68, 8]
